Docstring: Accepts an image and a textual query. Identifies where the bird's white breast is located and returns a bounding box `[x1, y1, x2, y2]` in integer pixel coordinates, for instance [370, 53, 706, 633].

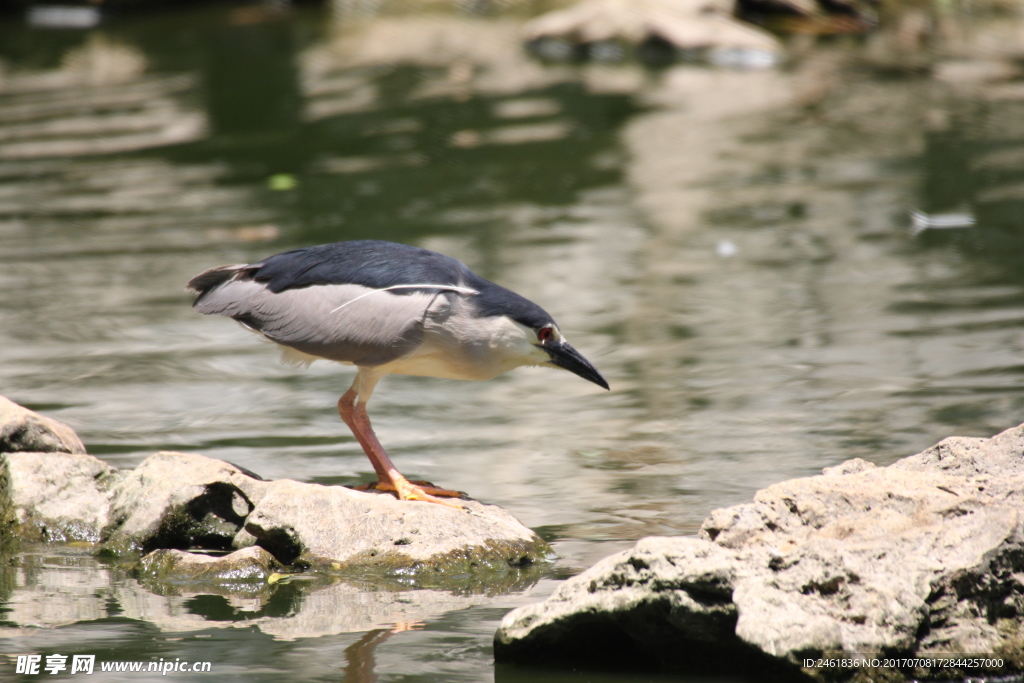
[380, 299, 547, 381]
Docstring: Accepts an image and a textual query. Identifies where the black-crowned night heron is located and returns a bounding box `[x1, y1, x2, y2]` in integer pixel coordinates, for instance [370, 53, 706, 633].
[188, 240, 608, 509]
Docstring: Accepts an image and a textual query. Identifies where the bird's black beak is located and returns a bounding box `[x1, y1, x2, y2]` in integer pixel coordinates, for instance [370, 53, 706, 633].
[544, 341, 609, 390]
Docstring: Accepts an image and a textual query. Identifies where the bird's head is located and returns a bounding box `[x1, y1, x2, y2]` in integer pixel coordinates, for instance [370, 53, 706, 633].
[464, 279, 609, 390]
[530, 321, 609, 390]
[454, 314, 610, 389]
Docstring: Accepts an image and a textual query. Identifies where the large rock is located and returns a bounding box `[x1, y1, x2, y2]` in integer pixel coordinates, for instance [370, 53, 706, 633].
[95, 449, 549, 574]
[243, 478, 549, 574]
[0, 451, 120, 542]
[495, 537, 769, 674]
[98, 451, 549, 576]
[0, 396, 86, 455]
[0, 398, 107, 541]
[495, 424, 1024, 681]
[0, 394, 550, 580]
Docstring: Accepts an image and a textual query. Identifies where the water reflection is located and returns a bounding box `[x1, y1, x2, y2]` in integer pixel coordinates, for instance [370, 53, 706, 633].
[920, 96, 1024, 267]
[2, 3, 1024, 682]
[343, 628, 393, 683]
[2, 544, 540, 638]
[203, 6, 303, 136]
[0, 546, 555, 682]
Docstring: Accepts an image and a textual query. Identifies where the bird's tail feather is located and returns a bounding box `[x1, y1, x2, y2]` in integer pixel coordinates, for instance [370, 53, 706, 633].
[186, 264, 251, 298]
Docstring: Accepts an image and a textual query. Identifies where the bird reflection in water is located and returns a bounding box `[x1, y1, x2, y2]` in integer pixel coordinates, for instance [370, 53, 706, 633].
[342, 622, 423, 683]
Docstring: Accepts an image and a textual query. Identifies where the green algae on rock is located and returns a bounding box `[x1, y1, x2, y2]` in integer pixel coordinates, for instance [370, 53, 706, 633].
[134, 547, 285, 587]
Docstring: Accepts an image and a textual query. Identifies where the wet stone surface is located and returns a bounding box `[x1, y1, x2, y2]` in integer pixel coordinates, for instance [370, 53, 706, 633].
[134, 547, 286, 586]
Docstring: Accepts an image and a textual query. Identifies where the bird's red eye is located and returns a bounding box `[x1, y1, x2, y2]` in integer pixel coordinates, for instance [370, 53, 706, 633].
[538, 326, 554, 342]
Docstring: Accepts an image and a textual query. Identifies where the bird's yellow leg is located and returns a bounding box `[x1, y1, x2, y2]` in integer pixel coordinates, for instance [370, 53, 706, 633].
[338, 390, 466, 510]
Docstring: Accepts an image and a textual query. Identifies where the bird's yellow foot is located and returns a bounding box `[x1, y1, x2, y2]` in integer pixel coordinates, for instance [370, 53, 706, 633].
[355, 478, 467, 510]
[391, 621, 424, 633]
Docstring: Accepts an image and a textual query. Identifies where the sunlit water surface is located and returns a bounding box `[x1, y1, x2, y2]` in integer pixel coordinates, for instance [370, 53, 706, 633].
[2, 5, 1024, 682]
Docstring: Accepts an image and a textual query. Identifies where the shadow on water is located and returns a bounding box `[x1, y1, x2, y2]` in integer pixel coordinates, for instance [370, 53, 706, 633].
[0, 3, 636, 252]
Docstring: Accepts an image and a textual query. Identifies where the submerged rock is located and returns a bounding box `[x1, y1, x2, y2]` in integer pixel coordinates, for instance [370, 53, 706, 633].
[495, 424, 1024, 681]
[135, 546, 284, 586]
[0, 397, 550, 581]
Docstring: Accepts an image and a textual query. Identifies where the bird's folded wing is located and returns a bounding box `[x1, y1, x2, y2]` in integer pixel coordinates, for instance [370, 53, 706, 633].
[194, 278, 448, 366]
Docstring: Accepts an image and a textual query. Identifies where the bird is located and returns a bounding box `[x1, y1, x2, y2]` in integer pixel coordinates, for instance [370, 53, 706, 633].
[187, 240, 608, 509]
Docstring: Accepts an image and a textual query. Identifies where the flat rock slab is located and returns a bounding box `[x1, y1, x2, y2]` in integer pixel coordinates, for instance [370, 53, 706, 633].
[495, 424, 1024, 681]
[0, 395, 550, 581]
[243, 478, 549, 574]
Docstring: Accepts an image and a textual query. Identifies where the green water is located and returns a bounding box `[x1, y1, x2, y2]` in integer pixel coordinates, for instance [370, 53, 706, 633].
[2, 4, 1024, 682]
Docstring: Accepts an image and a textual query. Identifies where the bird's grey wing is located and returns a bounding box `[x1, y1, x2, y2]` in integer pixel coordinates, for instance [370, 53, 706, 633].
[194, 277, 448, 367]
